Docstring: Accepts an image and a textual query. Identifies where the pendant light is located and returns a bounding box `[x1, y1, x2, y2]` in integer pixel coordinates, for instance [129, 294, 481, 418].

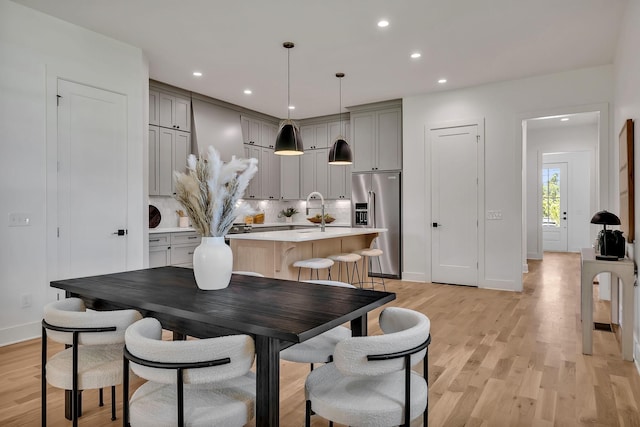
[274, 42, 304, 156]
[328, 72, 353, 165]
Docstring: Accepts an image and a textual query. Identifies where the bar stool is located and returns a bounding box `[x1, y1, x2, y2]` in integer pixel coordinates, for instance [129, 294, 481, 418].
[327, 253, 361, 286]
[293, 258, 334, 281]
[354, 247, 385, 290]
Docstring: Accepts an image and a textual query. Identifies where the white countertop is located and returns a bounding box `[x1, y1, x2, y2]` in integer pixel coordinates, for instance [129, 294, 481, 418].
[226, 227, 386, 242]
[149, 222, 351, 234]
[149, 227, 196, 234]
[251, 222, 351, 228]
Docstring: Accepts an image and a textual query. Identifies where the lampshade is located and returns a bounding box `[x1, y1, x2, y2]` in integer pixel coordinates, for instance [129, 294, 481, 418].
[328, 72, 353, 165]
[274, 42, 304, 156]
[328, 138, 353, 164]
[590, 210, 621, 225]
[274, 120, 304, 155]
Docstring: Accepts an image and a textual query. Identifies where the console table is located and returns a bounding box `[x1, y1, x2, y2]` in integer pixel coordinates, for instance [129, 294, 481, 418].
[580, 247, 635, 361]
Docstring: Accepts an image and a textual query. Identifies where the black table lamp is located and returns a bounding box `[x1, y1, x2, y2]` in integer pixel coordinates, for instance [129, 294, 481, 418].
[590, 210, 621, 260]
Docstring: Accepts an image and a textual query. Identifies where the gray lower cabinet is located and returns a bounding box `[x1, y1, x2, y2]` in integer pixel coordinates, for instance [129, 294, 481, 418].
[149, 232, 201, 267]
[149, 233, 170, 267]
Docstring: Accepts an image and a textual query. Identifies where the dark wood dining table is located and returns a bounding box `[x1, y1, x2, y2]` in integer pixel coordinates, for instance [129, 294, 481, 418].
[50, 266, 396, 427]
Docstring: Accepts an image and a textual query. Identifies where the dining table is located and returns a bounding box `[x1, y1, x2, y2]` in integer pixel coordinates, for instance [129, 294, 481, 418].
[50, 266, 396, 427]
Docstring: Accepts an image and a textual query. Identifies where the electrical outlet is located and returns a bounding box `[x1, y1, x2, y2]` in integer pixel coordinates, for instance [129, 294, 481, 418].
[9, 212, 31, 227]
[20, 293, 32, 308]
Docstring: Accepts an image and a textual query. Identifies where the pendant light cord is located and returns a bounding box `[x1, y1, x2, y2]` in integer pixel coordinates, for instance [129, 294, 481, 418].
[287, 47, 291, 121]
[339, 76, 342, 137]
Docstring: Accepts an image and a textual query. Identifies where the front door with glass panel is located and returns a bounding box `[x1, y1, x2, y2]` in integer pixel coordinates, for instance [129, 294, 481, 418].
[542, 162, 568, 252]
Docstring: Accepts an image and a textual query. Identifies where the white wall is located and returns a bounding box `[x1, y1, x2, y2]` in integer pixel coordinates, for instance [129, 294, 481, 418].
[526, 124, 598, 258]
[612, 0, 640, 368]
[403, 66, 613, 291]
[0, 0, 147, 345]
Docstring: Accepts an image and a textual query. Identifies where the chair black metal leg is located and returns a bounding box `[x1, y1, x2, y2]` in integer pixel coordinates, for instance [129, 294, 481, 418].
[123, 356, 130, 427]
[41, 327, 47, 427]
[305, 400, 312, 427]
[99, 387, 104, 406]
[111, 385, 116, 420]
[297, 267, 302, 281]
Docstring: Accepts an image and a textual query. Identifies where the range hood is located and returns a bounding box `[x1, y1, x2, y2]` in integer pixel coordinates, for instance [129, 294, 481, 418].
[191, 98, 244, 161]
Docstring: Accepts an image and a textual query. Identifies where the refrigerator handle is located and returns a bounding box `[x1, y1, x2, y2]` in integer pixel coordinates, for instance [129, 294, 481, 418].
[367, 191, 372, 227]
[370, 191, 376, 228]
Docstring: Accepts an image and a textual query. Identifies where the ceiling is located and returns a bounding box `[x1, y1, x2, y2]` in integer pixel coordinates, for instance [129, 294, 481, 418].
[12, 0, 628, 119]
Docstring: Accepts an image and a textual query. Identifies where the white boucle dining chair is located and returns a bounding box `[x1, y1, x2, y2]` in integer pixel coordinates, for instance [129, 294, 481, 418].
[304, 307, 432, 427]
[280, 280, 355, 371]
[123, 317, 256, 427]
[41, 297, 142, 427]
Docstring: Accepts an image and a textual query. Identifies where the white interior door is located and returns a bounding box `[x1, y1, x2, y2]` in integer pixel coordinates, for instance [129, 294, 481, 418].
[57, 79, 128, 279]
[431, 125, 478, 286]
[542, 162, 568, 252]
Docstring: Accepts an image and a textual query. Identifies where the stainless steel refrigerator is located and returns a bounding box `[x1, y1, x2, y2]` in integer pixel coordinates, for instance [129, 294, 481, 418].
[351, 171, 401, 279]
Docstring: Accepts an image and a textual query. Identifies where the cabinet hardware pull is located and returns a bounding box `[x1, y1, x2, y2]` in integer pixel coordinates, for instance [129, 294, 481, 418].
[150, 239, 160, 242]
[188, 252, 194, 255]
[188, 236, 197, 239]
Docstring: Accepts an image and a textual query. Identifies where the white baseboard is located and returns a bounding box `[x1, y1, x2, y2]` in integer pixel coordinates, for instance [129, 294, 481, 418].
[522, 263, 529, 273]
[0, 321, 40, 347]
[401, 272, 427, 282]
[635, 338, 640, 374]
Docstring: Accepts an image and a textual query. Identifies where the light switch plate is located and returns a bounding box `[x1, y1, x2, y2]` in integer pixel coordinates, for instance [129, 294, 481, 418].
[8, 212, 31, 227]
[487, 210, 503, 220]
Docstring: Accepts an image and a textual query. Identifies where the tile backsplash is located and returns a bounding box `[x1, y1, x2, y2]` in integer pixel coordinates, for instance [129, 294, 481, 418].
[149, 196, 352, 228]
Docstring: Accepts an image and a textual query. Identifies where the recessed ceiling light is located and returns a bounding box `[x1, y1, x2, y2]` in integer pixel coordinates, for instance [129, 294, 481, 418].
[192, 71, 202, 77]
[438, 78, 447, 84]
[410, 52, 421, 59]
[288, 105, 295, 110]
[377, 20, 389, 28]
[244, 89, 252, 95]
[561, 117, 569, 121]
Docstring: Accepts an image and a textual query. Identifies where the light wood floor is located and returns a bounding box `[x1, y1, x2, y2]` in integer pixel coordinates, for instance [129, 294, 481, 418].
[1, 252, 639, 426]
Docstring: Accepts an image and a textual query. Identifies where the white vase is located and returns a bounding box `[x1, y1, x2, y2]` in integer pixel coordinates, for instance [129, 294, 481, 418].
[192, 236, 232, 290]
[285, 217, 293, 223]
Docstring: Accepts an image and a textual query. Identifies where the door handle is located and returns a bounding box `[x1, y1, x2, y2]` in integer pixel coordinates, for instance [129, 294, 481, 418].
[112, 229, 127, 236]
[432, 223, 442, 228]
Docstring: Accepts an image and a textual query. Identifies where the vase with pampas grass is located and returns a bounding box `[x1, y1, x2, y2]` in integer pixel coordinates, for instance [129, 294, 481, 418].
[174, 146, 258, 290]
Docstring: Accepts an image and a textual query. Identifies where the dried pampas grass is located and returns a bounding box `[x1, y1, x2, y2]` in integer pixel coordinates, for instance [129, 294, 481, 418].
[174, 146, 258, 237]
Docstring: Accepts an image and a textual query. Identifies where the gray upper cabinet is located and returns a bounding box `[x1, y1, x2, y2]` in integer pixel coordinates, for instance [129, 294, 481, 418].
[280, 156, 300, 200]
[241, 116, 281, 199]
[351, 105, 401, 172]
[159, 92, 191, 132]
[149, 90, 160, 126]
[300, 149, 328, 198]
[149, 125, 160, 195]
[327, 120, 351, 199]
[148, 123, 191, 196]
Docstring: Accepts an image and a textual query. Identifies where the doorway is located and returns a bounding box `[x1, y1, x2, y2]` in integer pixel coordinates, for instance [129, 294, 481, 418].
[542, 162, 568, 251]
[430, 124, 479, 286]
[56, 79, 129, 279]
[523, 109, 601, 264]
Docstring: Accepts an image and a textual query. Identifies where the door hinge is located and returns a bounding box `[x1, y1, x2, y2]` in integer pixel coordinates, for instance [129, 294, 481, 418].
[56, 94, 62, 106]
[476, 134, 480, 142]
[57, 227, 60, 238]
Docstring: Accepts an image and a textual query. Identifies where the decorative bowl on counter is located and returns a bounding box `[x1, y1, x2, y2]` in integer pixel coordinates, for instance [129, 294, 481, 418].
[307, 214, 335, 224]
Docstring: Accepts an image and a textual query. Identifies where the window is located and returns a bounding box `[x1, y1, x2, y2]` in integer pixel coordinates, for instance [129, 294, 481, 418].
[542, 167, 560, 227]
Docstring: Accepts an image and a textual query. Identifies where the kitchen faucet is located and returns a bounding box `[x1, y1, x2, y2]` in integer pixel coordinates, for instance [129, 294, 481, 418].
[306, 191, 326, 232]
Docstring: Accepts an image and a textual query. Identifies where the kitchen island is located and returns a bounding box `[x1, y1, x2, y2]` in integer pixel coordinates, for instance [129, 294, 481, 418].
[228, 227, 386, 281]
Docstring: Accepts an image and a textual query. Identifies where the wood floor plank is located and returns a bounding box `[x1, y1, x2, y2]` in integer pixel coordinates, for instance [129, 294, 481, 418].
[1, 252, 639, 426]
